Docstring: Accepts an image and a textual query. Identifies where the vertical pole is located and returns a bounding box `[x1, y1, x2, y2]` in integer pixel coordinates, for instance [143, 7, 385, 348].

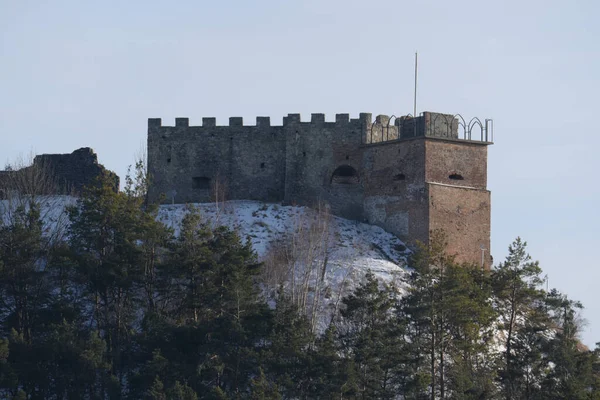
[414, 52, 418, 118]
[480, 245, 486, 269]
[481, 248, 484, 269]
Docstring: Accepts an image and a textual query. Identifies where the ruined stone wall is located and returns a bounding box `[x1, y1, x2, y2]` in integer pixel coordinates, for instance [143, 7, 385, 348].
[0, 148, 118, 197]
[33, 148, 119, 193]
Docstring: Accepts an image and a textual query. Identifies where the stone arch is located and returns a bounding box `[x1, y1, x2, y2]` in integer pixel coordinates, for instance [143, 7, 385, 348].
[331, 165, 359, 185]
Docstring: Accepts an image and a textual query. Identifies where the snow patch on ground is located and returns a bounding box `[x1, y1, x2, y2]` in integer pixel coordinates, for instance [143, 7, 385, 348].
[0, 195, 76, 240]
[158, 201, 411, 331]
[157, 201, 410, 287]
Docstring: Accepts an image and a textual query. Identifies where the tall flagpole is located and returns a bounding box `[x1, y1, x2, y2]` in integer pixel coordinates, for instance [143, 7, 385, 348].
[414, 52, 418, 117]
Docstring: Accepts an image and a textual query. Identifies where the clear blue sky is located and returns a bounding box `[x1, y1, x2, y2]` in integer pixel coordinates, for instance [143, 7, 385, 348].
[1, 0, 599, 346]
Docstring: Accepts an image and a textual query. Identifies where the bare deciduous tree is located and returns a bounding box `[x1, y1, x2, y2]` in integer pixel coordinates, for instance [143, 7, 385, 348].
[210, 172, 229, 225]
[0, 151, 70, 244]
[262, 201, 333, 334]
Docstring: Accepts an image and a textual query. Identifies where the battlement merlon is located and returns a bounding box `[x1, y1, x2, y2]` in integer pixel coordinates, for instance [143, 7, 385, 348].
[147, 112, 494, 143]
[148, 113, 381, 130]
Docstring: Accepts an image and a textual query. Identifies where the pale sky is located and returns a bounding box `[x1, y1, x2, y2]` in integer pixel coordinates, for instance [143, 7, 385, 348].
[1, 0, 599, 346]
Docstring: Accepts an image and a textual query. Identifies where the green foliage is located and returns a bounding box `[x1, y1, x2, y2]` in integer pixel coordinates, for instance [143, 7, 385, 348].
[338, 271, 410, 399]
[403, 231, 499, 399]
[1, 164, 599, 399]
[492, 237, 549, 399]
[250, 368, 281, 400]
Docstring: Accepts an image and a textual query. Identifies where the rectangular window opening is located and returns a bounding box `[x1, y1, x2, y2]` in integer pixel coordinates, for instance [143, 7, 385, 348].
[192, 176, 211, 189]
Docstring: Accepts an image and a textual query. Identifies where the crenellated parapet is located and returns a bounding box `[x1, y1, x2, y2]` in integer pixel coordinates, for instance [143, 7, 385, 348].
[149, 113, 373, 129]
[149, 111, 493, 147]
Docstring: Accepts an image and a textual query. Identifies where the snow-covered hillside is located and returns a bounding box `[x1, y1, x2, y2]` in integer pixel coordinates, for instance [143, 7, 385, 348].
[158, 201, 410, 284]
[1, 196, 411, 329]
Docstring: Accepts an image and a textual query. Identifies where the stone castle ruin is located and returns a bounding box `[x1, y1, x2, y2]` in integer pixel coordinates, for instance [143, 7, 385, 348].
[148, 111, 493, 267]
[0, 147, 119, 198]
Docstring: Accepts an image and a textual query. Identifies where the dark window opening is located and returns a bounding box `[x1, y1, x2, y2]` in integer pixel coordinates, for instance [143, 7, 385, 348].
[393, 173, 406, 181]
[192, 176, 211, 189]
[302, 151, 306, 157]
[345, 155, 350, 160]
[260, 162, 265, 169]
[331, 165, 359, 185]
[167, 158, 171, 163]
[449, 173, 464, 180]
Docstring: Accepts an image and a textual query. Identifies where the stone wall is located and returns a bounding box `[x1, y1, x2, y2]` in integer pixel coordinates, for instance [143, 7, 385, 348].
[0, 148, 118, 197]
[147, 111, 493, 266]
[362, 138, 429, 245]
[283, 113, 366, 221]
[148, 117, 286, 204]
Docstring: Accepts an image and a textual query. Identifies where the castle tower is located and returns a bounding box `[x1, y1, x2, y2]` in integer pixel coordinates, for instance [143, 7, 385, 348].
[147, 111, 492, 267]
[359, 112, 493, 268]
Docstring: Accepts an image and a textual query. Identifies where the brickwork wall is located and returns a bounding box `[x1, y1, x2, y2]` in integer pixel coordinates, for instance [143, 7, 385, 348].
[425, 140, 488, 189]
[428, 183, 492, 268]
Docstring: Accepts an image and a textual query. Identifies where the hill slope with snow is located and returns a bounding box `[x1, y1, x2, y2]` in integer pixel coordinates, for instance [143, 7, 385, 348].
[159, 201, 410, 284]
[1, 196, 411, 329]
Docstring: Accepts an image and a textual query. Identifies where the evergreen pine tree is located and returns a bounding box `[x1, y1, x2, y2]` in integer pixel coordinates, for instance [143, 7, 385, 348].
[403, 230, 498, 399]
[491, 237, 547, 399]
[261, 296, 315, 398]
[154, 207, 273, 396]
[250, 368, 282, 400]
[542, 290, 597, 399]
[338, 270, 410, 399]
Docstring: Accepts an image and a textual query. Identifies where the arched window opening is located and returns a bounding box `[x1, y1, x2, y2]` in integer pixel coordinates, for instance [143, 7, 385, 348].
[192, 176, 211, 189]
[331, 165, 359, 185]
[449, 173, 464, 180]
[393, 173, 406, 181]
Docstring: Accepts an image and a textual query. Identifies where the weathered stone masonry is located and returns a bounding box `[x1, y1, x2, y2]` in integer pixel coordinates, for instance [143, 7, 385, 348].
[0, 148, 119, 197]
[148, 112, 493, 267]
